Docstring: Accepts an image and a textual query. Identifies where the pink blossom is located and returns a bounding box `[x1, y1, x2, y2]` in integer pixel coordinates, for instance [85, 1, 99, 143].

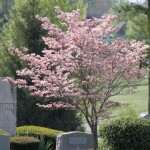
[55, 6, 61, 14]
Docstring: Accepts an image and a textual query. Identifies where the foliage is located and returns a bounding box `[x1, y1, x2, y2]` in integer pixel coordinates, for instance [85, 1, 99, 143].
[98, 139, 110, 150]
[110, 0, 146, 20]
[16, 126, 63, 149]
[0, 0, 87, 75]
[125, 14, 148, 40]
[10, 136, 40, 150]
[39, 137, 53, 150]
[0, 0, 86, 130]
[16, 125, 63, 137]
[99, 117, 150, 150]
[8, 6, 148, 150]
[17, 89, 84, 132]
[0, 128, 10, 135]
[110, 0, 148, 40]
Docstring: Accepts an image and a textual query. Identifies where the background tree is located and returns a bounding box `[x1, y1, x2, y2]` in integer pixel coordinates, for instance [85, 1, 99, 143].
[0, 0, 87, 131]
[85, 0, 112, 18]
[125, 14, 148, 40]
[110, 0, 147, 40]
[8, 7, 148, 149]
[110, 0, 150, 115]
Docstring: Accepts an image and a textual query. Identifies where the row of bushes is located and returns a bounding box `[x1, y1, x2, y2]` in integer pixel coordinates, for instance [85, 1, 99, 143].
[16, 125, 63, 149]
[2, 117, 150, 150]
[10, 136, 39, 150]
[99, 117, 150, 150]
[0, 126, 63, 150]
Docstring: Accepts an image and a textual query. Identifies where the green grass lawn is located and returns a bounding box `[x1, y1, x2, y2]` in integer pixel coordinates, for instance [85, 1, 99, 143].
[109, 79, 148, 116]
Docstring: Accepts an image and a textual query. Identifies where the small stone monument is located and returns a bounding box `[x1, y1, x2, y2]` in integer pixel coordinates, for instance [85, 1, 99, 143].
[56, 131, 94, 150]
[0, 134, 10, 150]
[0, 77, 16, 135]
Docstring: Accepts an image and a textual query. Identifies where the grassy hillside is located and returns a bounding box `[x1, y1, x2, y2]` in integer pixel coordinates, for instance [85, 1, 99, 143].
[109, 79, 148, 116]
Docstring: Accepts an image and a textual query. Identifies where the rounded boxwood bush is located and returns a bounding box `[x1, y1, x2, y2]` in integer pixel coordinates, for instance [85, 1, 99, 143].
[99, 117, 150, 150]
[16, 126, 63, 149]
[10, 136, 39, 150]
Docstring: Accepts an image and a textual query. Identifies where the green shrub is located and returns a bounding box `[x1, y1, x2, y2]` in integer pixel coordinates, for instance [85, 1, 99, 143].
[0, 128, 10, 135]
[98, 139, 111, 150]
[99, 117, 150, 150]
[39, 136, 53, 150]
[16, 126, 63, 149]
[10, 136, 39, 150]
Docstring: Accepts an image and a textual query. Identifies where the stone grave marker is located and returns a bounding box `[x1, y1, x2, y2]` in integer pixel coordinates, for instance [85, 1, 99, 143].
[0, 77, 16, 135]
[56, 131, 94, 150]
[0, 134, 10, 150]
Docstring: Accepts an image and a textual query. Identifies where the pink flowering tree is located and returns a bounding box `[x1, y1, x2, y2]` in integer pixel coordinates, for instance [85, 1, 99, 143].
[8, 7, 148, 150]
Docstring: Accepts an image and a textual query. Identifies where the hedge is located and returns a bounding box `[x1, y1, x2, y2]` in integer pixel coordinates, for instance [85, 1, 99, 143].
[16, 126, 63, 149]
[10, 136, 39, 150]
[99, 117, 150, 150]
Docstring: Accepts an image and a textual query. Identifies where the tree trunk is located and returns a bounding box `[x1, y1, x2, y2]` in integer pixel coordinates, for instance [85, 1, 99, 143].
[148, 0, 150, 114]
[91, 121, 98, 150]
[148, 69, 150, 114]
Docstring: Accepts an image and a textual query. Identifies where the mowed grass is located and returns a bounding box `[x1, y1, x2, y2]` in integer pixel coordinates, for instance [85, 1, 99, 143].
[109, 79, 148, 116]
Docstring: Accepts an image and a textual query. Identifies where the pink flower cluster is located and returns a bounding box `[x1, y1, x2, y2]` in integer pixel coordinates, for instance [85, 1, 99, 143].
[37, 101, 75, 110]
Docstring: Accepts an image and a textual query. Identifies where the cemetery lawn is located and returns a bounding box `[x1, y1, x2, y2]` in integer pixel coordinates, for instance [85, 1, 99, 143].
[109, 79, 148, 116]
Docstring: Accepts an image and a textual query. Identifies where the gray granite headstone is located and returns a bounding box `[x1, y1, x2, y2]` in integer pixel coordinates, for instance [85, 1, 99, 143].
[56, 131, 94, 150]
[0, 77, 16, 135]
[0, 134, 10, 150]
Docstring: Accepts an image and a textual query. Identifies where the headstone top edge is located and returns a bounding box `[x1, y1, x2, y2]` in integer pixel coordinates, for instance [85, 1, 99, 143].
[57, 131, 92, 137]
[0, 134, 10, 137]
[59, 131, 90, 136]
